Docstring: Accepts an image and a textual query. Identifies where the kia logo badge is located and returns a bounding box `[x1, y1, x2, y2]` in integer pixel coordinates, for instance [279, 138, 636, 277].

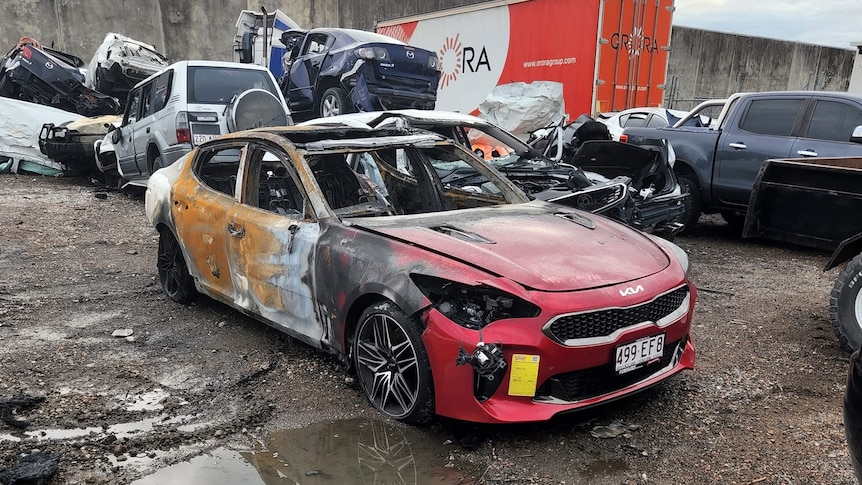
[619, 285, 644, 296]
[406, 50, 414, 59]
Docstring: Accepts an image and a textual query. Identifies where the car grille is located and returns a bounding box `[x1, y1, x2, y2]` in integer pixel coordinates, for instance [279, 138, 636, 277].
[535, 337, 684, 403]
[544, 286, 688, 344]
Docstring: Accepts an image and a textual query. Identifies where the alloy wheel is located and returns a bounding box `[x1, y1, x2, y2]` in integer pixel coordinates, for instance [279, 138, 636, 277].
[355, 313, 421, 419]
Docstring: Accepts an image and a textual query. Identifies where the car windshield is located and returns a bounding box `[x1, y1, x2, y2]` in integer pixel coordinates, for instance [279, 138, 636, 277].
[187, 66, 278, 104]
[115, 41, 168, 64]
[307, 143, 527, 218]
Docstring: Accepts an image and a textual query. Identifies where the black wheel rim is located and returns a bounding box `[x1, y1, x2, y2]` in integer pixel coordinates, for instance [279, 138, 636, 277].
[355, 313, 420, 419]
[157, 233, 185, 298]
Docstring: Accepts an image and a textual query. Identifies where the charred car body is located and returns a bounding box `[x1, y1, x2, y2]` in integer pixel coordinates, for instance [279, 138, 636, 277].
[279, 28, 440, 121]
[301, 110, 685, 236]
[85, 33, 170, 105]
[145, 124, 696, 424]
[0, 38, 120, 117]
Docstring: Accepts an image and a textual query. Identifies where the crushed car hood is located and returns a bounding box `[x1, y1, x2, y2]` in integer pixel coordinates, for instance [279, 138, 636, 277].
[354, 202, 669, 291]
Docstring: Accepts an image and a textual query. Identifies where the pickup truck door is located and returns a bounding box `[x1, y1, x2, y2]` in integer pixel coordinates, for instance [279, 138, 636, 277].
[791, 97, 862, 158]
[714, 97, 807, 207]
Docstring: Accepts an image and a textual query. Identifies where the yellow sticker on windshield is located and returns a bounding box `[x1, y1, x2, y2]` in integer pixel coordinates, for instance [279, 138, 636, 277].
[508, 354, 540, 396]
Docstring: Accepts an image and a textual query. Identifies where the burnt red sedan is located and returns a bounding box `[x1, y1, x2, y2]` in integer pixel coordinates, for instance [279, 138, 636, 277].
[145, 125, 696, 424]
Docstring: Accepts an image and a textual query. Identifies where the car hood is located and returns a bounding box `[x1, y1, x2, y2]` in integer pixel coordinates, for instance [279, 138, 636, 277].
[353, 202, 670, 291]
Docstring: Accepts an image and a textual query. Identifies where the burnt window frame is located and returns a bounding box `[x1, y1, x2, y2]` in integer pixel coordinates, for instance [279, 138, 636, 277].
[241, 142, 315, 221]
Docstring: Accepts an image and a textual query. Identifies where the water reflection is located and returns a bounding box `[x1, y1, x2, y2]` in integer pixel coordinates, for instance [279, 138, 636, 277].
[134, 418, 474, 484]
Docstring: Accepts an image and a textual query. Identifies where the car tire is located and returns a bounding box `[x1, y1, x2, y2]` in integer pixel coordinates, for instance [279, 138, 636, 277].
[830, 253, 862, 352]
[677, 174, 701, 235]
[318, 86, 352, 118]
[157, 227, 196, 304]
[151, 155, 164, 174]
[352, 300, 434, 424]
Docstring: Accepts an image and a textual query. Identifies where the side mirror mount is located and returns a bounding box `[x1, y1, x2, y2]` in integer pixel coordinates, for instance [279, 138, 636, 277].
[851, 125, 862, 144]
[111, 128, 121, 144]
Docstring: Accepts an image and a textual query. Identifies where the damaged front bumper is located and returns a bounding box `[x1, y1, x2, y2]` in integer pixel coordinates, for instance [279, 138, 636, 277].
[420, 275, 697, 424]
[38, 123, 106, 173]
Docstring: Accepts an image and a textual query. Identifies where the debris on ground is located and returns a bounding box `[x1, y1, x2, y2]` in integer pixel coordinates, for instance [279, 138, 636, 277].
[0, 452, 60, 485]
[590, 420, 641, 439]
[0, 395, 45, 429]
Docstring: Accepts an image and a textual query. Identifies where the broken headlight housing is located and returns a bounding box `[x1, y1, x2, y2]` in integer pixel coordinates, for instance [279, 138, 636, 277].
[411, 275, 540, 329]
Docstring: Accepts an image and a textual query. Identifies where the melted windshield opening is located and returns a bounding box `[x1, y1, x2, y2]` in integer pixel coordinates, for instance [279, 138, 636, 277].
[306, 144, 527, 218]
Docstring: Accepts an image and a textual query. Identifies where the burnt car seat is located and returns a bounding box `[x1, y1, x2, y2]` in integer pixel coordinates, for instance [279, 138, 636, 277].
[310, 154, 365, 210]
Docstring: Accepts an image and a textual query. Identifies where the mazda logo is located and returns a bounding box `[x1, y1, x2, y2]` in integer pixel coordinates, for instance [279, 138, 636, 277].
[406, 50, 414, 59]
[45, 61, 54, 69]
[619, 285, 644, 296]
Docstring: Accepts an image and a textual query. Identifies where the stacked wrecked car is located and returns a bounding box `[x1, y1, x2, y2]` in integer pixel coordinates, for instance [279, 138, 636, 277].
[0, 34, 169, 176]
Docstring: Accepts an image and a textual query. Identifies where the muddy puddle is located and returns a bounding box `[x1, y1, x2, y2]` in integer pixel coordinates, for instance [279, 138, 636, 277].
[133, 418, 477, 484]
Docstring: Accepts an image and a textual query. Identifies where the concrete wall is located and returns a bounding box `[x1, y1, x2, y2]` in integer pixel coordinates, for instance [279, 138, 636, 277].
[665, 26, 855, 110]
[0, 1, 855, 111]
[0, 0, 482, 62]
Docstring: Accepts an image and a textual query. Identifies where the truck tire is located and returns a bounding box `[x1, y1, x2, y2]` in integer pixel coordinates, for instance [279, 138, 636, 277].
[830, 253, 862, 352]
[677, 175, 701, 235]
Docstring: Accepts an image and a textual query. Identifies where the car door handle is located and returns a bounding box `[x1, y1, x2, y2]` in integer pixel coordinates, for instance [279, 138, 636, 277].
[228, 223, 245, 238]
[728, 142, 747, 149]
[287, 224, 299, 253]
[797, 149, 818, 157]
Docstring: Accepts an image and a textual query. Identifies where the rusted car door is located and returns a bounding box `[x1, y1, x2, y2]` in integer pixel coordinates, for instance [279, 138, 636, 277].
[172, 143, 244, 300]
[227, 142, 322, 344]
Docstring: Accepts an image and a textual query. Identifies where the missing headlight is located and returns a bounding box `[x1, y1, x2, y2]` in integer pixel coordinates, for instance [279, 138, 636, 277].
[411, 274, 540, 329]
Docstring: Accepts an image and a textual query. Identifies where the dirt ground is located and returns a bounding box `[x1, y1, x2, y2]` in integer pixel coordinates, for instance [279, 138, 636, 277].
[0, 174, 857, 485]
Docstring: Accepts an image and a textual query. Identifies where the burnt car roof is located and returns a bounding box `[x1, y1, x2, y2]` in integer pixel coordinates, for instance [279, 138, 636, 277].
[219, 125, 444, 149]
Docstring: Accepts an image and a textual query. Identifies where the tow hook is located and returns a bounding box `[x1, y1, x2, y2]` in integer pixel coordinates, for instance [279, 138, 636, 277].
[456, 342, 507, 401]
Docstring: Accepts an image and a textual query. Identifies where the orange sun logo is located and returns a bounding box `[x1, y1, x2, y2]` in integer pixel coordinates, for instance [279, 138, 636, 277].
[438, 34, 462, 90]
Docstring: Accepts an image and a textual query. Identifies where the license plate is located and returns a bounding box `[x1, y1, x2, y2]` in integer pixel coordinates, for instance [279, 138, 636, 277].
[193, 134, 217, 144]
[615, 333, 665, 374]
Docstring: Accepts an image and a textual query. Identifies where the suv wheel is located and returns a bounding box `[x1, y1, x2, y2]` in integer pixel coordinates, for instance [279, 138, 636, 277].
[319, 87, 352, 118]
[152, 155, 164, 174]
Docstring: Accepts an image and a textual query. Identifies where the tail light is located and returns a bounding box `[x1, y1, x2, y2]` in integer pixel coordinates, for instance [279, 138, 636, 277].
[619, 134, 629, 143]
[427, 55, 441, 71]
[176, 111, 190, 144]
[355, 47, 388, 60]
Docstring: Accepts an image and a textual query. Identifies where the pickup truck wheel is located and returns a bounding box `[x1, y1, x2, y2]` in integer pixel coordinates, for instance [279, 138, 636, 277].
[319, 87, 353, 118]
[830, 254, 862, 352]
[677, 175, 701, 234]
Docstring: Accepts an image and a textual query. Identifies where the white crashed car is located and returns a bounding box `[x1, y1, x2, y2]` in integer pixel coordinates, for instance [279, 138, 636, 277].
[85, 33, 169, 102]
[598, 107, 695, 141]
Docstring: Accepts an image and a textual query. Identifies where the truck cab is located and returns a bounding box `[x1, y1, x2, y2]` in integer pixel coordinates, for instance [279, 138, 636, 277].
[623, 91, 862, 230]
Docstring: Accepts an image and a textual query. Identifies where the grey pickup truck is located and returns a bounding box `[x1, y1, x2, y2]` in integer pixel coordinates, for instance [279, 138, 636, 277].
[621, 91, 862, 231]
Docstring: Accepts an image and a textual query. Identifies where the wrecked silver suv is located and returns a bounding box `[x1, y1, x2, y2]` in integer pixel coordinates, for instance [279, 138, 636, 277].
[85, 33, 169, 105]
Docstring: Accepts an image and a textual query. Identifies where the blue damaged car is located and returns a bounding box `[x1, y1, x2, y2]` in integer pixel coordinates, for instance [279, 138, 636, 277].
[279, 28, 441, 121]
